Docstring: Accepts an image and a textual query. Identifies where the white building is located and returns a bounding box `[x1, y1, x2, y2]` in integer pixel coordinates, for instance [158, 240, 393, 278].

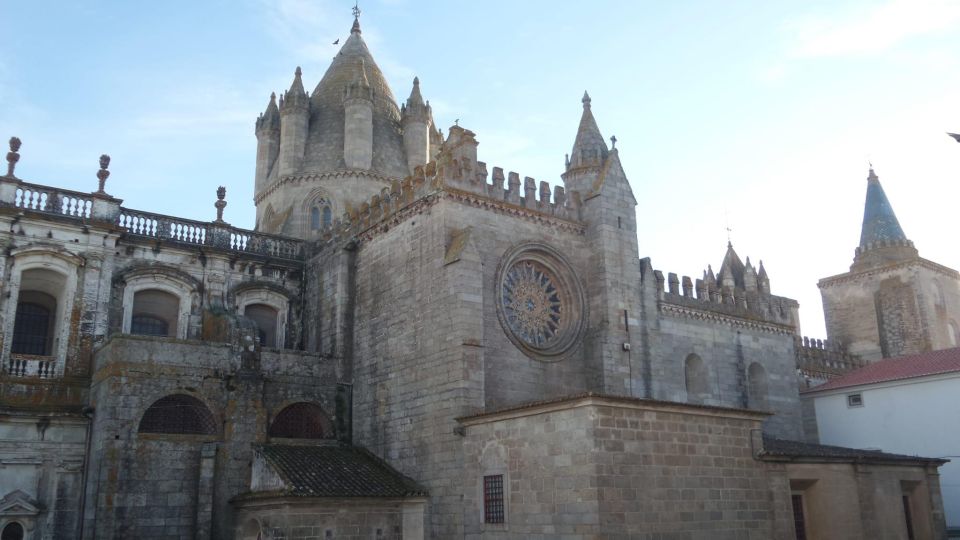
[803, 347, 960, 530]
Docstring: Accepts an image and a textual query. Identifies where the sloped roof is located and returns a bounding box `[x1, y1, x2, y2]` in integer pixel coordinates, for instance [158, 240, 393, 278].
[258, 444, 427, 498]
[762, 436, 946, 465]
[803, 347, 960, 393]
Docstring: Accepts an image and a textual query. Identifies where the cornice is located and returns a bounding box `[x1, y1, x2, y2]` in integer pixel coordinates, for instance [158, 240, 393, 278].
[659, 302, 795, 335]
[819, 257, 960, 288]
[255, 170, 397, 204]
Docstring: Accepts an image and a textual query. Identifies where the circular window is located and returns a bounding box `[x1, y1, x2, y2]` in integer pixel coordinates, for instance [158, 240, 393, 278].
[496, 244, 585, 361]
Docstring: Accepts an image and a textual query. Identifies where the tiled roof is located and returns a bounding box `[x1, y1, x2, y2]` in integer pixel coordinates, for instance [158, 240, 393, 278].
[803, 347, 960, 393]
[762, 436, 946, 465]
[258, 444, 427, 498]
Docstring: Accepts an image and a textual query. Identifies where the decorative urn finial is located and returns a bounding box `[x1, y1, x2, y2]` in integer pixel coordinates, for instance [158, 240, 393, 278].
[215, 186, 227, 222]
[6, 136, 21, 177]
[96, 154, 111, 194]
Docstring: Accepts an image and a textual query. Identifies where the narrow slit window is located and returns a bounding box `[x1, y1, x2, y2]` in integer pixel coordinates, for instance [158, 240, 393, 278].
[791, 494, 807, 540]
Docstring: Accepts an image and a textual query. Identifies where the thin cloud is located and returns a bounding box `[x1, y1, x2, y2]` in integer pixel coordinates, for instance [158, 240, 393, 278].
[790, 0, 960, 58]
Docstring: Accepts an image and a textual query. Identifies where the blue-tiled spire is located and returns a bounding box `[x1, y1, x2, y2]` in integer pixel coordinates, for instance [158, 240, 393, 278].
[859, 167, 907, 248]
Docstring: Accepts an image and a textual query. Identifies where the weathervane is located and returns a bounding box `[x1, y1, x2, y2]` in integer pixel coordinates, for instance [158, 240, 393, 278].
[353, 2, 361, 19]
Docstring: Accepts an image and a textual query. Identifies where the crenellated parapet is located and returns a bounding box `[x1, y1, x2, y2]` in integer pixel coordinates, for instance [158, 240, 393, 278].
[648, 266, 798, 330]
[795, 336, 865, 388]
[309, 129, 588, 251]
[652, 242, 799, 330]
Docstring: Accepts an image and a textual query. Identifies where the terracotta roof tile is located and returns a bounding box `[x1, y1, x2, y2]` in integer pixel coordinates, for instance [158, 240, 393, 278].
[803, 347, 960, 393]
[761, 436, 946, 464]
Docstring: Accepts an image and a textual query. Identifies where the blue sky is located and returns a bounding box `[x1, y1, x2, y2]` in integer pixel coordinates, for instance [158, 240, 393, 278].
[2, 0, 959, 336]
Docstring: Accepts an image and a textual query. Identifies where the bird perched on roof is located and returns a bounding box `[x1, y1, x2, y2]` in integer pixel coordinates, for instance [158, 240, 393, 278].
[333, 38, 340, 45]
[948, 133, 960, 143]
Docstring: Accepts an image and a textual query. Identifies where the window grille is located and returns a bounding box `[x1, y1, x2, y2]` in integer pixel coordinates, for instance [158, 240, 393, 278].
[131, 314, 169, 336]
[138, 394, 217, 435]
[11, 302, 51, 355]
[268, 402, 332, 439]
[483, 474, 505, 524]
[791, 494, 807, 540]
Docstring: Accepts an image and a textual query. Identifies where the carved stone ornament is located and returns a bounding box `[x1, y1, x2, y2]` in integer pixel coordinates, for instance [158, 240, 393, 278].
[496, 243, 586, 361]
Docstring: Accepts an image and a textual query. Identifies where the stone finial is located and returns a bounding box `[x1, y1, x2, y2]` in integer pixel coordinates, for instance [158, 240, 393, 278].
[610, 135, 617, 149]
[6, 136, 21, 177]
[95, 154, 111, 193]
[582, 91, 591, 108]
[215, 186, 227, 223]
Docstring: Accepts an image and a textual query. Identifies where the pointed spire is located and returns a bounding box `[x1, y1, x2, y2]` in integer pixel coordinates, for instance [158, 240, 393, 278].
[289, 66, 306, 96]
[859, 166, 907, 247]
[567, 91, 608, 171]
[757, 260, 768, 280]
[717, 242, 746, 289]
[351, 2, 362, 34]
[281, 67, 309, 113]
[408, 76, 424, 107]
[257, 92, 281, 132]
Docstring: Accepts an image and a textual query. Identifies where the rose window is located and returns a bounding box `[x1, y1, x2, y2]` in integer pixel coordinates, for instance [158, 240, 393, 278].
[502, 262, 563, 348]
[496, 244, 585, 361]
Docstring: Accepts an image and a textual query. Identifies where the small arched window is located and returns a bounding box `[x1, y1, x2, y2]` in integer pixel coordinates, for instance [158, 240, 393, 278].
[244, 303, 279, 348]
[309, 199, 333, 231]
[322, 206, 333, 228]
[310, 206, 320, 230]
[747, 362, 769, 410]
[139, 394, 217, 435]
[131, 289, 179, 337]
[268, 402, 333, 439]
[684, 354, 709, 404]
[1, 522, 24, 540]
[949, 321, 960, 348]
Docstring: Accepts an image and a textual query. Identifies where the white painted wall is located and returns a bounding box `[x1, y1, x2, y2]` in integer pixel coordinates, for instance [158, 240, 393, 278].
[810, 373, 960, 527]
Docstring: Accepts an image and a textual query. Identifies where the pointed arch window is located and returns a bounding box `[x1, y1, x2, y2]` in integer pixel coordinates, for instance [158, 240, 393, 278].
[310, 199, 333, 231]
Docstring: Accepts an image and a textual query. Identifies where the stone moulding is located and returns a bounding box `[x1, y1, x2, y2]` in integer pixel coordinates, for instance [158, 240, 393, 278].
[495, 242, 587, 362]
[255, 170, 396, 205]
[659, 302, 795, 336]
[819, 257, 960, 287]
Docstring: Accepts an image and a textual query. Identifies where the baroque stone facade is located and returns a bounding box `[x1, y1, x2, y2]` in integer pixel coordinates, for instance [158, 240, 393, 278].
[0, 12, 948, 540]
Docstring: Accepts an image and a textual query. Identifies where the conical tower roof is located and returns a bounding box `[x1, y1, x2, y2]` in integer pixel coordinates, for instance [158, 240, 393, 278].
[859, 167, 907, 247]
[716, 242, 746, 289]
[566, 91, 608, 171]
[299, 15, 407, 177]
[851, 167, 917, 270]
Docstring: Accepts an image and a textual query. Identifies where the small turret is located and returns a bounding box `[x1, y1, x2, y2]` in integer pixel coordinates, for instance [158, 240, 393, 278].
[278, 67, 310, 177]
[561, 91, 613, 195]
[401, 77, 431, 173]
[343, 58, 374, 170]
[743, 257, 758, 292]
[757, 260, 770, 294]
[255, 92, 281, 195]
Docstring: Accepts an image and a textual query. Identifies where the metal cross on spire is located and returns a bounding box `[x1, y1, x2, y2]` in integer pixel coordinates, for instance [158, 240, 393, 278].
[353, 2, 361, 19]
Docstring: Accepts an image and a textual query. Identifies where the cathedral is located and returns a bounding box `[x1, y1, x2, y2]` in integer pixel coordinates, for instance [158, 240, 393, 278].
[0, 12, 955, 540]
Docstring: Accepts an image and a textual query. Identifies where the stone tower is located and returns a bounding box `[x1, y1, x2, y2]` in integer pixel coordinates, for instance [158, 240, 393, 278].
[561, 92, 642, 395]
[252, 14, 437, 239]
[820, 167, 960, 360]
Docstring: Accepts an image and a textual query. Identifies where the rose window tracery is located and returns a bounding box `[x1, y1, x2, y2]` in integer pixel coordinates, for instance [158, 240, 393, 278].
[495, 244, 586, 361]
[502, 262, 563, 348]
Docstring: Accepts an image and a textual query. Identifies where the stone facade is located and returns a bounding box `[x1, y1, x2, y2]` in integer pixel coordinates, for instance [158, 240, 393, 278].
[0, 11, 949, 540]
